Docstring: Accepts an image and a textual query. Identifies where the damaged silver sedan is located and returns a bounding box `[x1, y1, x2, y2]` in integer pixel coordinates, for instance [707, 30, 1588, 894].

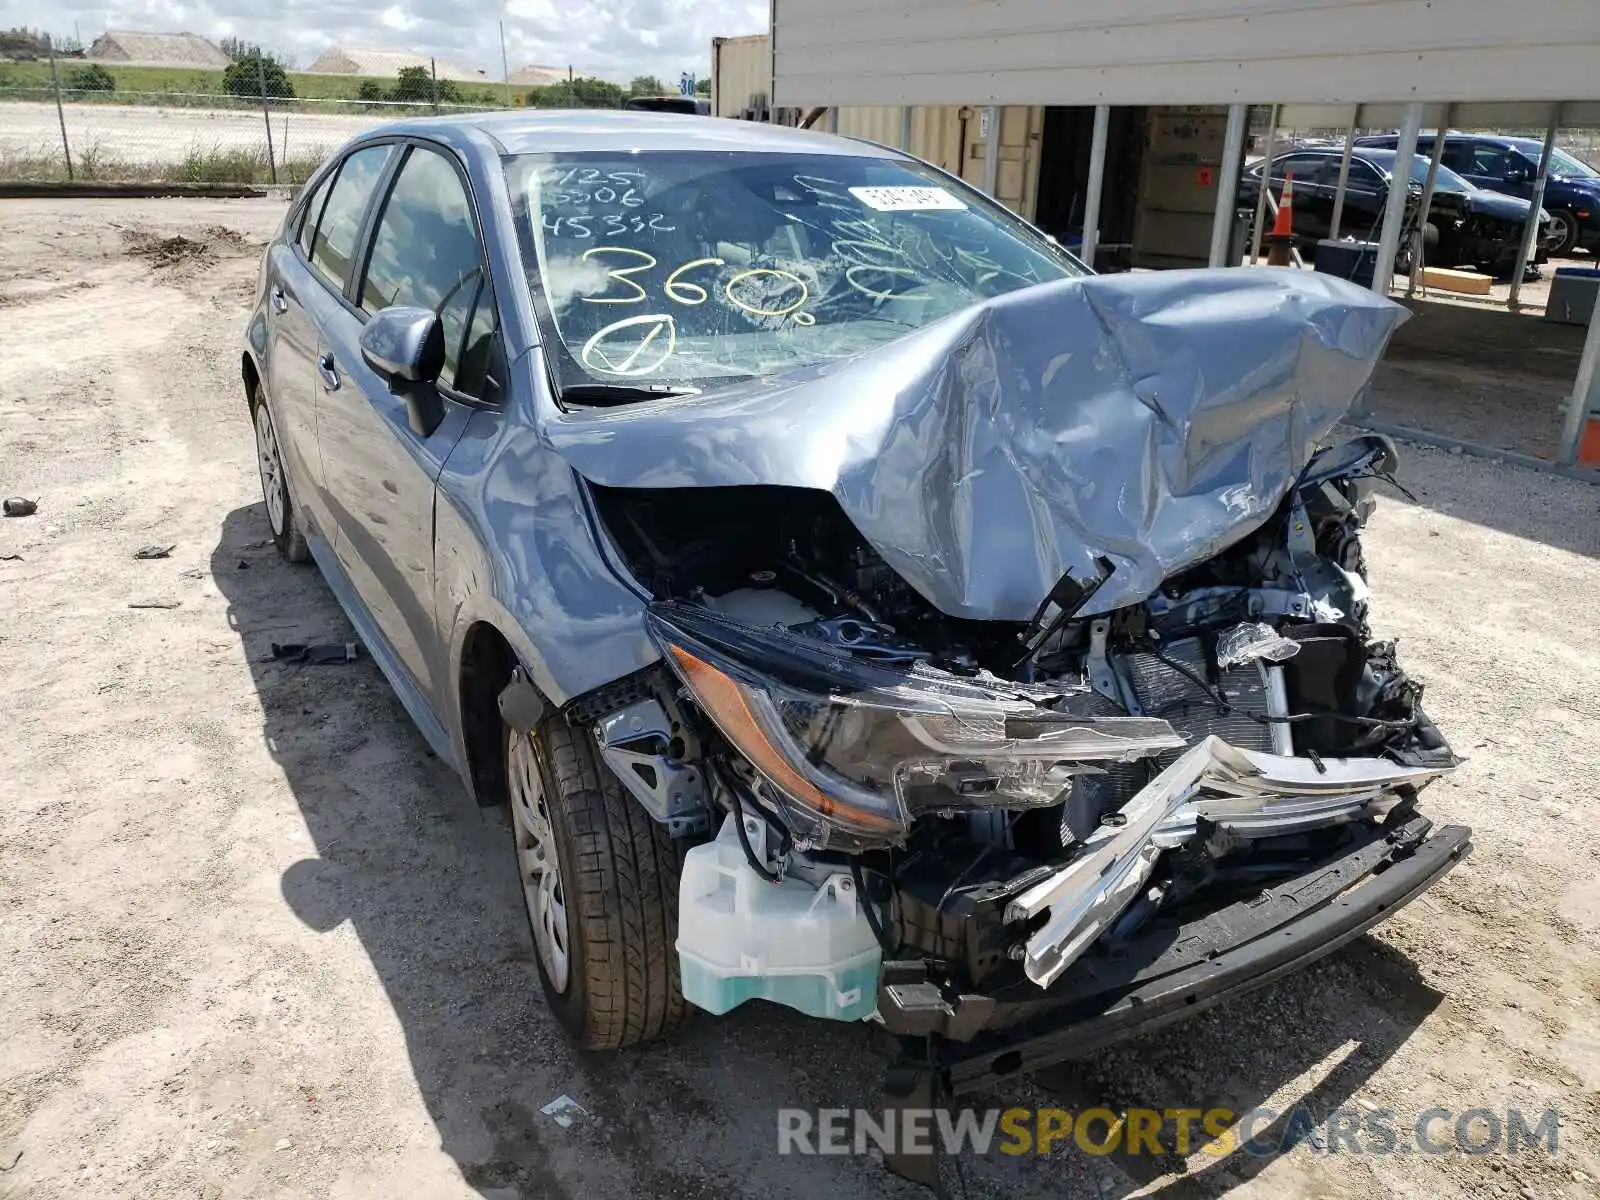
[242, 112, 1469, 1179]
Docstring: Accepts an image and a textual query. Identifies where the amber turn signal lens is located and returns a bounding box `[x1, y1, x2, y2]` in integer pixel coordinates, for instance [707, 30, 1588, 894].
[664, 642, 900, 834]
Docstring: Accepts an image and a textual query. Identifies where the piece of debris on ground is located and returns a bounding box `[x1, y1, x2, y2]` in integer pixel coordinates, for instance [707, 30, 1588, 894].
[269, 641, 361, 664]
[133, 544, 176, 560]
[3, 497, 38, 517]
[540, 1095, 588, 1129]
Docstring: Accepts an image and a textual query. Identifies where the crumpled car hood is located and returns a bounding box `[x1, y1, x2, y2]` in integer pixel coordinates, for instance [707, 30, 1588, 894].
[544, 269, 1406, 621]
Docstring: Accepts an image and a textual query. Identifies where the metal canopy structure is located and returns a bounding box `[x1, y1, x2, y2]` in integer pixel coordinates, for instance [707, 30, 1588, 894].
[769, 0, 1600, 470]
[770, 0, 1600, 109]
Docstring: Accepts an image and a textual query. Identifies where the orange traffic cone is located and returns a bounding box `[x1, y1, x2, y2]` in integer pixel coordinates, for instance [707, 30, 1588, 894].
[1266, 171, 1296, 266]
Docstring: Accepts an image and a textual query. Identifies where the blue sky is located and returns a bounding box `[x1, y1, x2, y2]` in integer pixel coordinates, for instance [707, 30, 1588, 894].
[16, 0, 769, 83]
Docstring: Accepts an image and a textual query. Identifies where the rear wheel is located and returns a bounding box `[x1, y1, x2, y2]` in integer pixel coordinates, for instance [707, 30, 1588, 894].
[506, 710, 688, 1049]
[251, 393, 309, 563]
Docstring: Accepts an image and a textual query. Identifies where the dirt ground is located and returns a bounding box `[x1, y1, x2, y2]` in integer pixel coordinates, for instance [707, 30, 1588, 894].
[1, 197, 1598, 1200]
[1368, 294, 1589, 462]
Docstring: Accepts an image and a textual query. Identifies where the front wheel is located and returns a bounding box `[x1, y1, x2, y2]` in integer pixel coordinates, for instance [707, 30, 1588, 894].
[251, 394, 309, 563]
[1545, 210, 1580, 257]
[506, 710, 688, 1049]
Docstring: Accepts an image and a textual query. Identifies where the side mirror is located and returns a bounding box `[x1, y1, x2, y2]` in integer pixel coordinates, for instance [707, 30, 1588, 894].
[1504, 165, 1530, 185]
[360, 306, 446, 436]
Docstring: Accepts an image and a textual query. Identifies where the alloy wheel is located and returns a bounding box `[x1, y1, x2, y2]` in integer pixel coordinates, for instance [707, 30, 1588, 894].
[253, 401, 286, 537]
[1546, 211, 1579, 256]
[509, 731, 570, 992]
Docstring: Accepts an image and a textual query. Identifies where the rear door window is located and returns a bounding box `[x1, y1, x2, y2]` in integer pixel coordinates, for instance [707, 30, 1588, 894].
[1441, 142, 1475, 173]
[308, 145, 393, 294]
[295, 173, 335, 256]
[1468, 144, 1518, 180]
[359, 145, 497, 398]
[1269, 154, 1326, 182]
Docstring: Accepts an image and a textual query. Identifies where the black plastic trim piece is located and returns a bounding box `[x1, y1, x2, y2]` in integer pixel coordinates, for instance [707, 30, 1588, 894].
[929, 821, 1470, 1094]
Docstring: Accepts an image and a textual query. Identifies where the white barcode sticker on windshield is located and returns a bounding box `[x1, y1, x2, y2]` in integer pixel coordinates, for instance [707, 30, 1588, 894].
[848, 185, 967, 212]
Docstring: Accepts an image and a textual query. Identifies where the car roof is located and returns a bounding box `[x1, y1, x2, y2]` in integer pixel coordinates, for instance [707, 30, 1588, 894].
[1359, 131, 1540, 153]
[447, 109, 904, 159]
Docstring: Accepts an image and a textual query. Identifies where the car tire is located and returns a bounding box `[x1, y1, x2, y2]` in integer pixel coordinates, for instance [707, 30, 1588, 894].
[506, 709, 688, 1050]
[250, 391, 310, 564]
[1546, 210, 1580, 257]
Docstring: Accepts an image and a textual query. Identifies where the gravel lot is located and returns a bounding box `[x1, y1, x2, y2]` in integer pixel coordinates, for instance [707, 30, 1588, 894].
[1, 197, 1598, 1200]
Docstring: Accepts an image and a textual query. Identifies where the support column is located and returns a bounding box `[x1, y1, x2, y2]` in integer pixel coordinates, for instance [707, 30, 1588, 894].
[1370, 102, 1422, 296]
[1329, 105, 1359, 240]
[1208, 103, 1248, 268]
[1079, 104, 1110, 270]
[899, 105, 912, 152]
[982, 105, 1000, 197]
[1408, 105, 1452, 297]
[1249, 104, 1280, 264]
[1560, 298, 1600, 463]
[1510, 104, 1562, 313]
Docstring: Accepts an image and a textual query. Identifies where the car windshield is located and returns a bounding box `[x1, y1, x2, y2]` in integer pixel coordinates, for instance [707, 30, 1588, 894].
[1549, 147, 1599, 179]
[505, 150, 1085, 395]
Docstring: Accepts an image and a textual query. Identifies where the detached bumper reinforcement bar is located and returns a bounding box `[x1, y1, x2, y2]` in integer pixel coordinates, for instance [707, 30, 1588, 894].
[942, 821, 1471, 1094]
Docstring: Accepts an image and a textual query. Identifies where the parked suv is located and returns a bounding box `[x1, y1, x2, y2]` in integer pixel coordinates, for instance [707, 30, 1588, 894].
[1357, 132, 1600, 255]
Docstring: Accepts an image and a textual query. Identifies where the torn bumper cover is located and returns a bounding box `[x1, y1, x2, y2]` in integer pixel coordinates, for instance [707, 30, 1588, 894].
[1007, 736, 1454, 988]
[880, 814, 1472, 1093]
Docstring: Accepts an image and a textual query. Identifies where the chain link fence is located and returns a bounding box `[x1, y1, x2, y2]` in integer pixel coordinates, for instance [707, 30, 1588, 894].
[0, 55, 514, 185]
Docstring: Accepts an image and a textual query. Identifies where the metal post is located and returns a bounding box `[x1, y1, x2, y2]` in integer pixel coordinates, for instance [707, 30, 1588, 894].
[899, 105, 912, 151]
[1080, 103, 1110, 270]
[430, 57, 441, 114]
[826, 106, 839, 134]
[499, 20, 510, 88]
[1208, 103, 1248, 267]
[1560, 300, 1600, 463]
[1248, 104, 1280, 264]
[1329, 105, 1359, 240]
[1509, 104, 1562, 313]
[257, 53, 278, 186]
[46, 36, 73, 181]
[982, 105, 1000, 197]
[1408, 104, 1451, 298]
[1370, 102, 1422, 296]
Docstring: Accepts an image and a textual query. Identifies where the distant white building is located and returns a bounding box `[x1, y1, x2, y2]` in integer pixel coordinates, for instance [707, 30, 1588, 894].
[86, 30, 230, 69]
[306, 46, 487, 84]
[509, 64, 570, 88]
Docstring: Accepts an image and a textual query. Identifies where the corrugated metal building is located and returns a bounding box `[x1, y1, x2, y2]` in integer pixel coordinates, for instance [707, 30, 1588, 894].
[710, 35, 770, 119]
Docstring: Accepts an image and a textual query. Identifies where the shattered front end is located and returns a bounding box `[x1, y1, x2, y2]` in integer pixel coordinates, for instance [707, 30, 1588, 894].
[552, 268, 1470, 1157]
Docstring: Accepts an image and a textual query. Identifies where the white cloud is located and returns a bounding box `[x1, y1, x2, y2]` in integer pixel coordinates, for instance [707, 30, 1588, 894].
[24, 0, 769, 82]
[379, 6, 419, 32]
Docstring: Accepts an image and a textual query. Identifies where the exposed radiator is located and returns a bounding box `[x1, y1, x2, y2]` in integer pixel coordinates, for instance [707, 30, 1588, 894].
[1119, 637, 1274, 754]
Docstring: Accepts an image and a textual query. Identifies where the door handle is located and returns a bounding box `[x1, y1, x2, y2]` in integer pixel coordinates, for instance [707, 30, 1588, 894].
[317, 353, 341, 392]
[269, 285, 289, 314]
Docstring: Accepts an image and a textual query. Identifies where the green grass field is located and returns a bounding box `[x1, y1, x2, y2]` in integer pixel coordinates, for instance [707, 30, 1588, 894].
[0, 60, 522, 107]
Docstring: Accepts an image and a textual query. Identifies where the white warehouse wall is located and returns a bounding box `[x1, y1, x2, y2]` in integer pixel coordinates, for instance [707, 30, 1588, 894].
[771, 0, 1600, 107]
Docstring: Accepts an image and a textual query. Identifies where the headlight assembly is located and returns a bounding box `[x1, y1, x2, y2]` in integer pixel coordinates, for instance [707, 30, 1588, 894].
[646, 603, 1184, 850]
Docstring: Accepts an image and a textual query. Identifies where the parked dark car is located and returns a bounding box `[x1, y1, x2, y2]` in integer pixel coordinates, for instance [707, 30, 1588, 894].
[623, 94, 710, 115]
[1240, 147, 1551, 278]
[243, 112, 1467, 1182]
[1358, 132, 1600, 255]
